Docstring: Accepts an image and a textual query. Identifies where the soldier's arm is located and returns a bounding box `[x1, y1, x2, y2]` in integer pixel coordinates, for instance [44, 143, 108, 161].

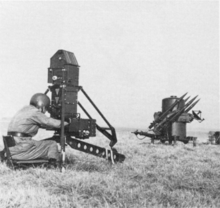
[31, 111, 68, 129]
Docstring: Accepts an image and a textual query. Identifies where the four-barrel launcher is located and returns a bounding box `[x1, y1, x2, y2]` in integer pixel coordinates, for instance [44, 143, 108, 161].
[44, 50, 125, 170]
[133, 93, 204, 144]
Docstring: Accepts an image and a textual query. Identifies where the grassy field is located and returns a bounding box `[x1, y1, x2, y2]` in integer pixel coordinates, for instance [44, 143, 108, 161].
[1, 128, 220, 208]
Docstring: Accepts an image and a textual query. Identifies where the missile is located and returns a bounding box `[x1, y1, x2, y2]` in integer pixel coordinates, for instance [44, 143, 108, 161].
[153, 111, 177, 132]
[149, 92, 188, 129]
[182, 95, 198, 111]
[185, 99, 200, 113]
[184, 96, 190, 103]
[163, 96, 199, 127]
[155, 95, 199, 131]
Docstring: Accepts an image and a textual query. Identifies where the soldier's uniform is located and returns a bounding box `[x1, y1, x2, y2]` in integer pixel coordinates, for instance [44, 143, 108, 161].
[7, 105, 63, 161]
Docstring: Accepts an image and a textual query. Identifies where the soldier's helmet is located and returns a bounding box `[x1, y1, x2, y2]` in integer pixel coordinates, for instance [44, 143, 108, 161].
[30, 93, 50, 112]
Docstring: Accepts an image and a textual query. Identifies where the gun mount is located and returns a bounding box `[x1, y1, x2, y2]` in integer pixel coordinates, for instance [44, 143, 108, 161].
[132, 93, 204, 144]
[45, 50, 125, 171]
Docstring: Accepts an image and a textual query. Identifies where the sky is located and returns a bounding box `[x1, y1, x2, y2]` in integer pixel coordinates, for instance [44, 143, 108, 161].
[0, 1, 219, 132]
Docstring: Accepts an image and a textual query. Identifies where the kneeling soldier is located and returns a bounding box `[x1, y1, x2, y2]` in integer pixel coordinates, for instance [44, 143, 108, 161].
[3, 93, 68, 168]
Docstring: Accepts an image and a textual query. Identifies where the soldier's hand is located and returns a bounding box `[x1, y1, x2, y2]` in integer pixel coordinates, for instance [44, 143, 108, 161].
[64, 118, 71, 126]
[64, 121, 69, 126]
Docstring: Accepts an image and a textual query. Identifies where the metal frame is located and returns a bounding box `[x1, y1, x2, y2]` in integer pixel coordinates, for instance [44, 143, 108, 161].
[60, 81, 66, 172]
[49, 84, 125, 172]
[66, 136, 125, 163]
[78, 87, 117, 148]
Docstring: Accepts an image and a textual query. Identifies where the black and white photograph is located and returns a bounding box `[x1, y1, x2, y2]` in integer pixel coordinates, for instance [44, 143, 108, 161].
[0, 0, 219, 207]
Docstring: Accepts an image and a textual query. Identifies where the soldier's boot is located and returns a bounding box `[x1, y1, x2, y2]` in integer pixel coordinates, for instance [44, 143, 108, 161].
[47, 158, 58, 169]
